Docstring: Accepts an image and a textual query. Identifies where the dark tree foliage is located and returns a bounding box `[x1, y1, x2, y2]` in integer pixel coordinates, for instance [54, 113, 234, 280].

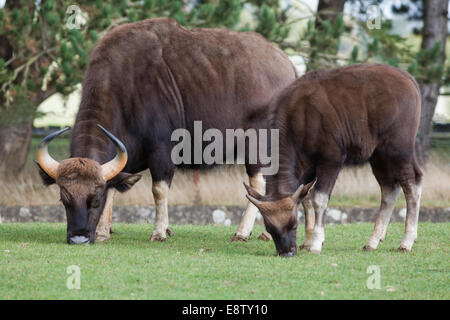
[0, 0, 246, 174]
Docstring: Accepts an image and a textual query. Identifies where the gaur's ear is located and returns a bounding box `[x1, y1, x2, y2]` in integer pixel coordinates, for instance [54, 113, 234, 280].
[291, 178, 317, 203]
[34, 160, 56, 186]
[107, 172, 142, 193]
[243, 182, 263, 200]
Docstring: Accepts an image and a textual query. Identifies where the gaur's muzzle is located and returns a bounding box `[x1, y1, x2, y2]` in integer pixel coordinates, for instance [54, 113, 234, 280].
[69, 235, 90, 245]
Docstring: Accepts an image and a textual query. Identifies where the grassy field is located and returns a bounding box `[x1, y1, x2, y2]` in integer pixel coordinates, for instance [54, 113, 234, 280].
[0, 222, 448, 299]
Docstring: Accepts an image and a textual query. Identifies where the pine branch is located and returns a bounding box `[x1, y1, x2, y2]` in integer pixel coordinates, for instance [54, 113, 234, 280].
[1, 47, 57, 107]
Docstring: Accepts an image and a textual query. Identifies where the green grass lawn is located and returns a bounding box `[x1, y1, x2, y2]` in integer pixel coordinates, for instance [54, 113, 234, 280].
[0, 223, 448, 299]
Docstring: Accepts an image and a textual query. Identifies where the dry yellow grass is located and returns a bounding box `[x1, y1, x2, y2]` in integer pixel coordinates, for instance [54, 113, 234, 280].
[1, 154, 449, 207]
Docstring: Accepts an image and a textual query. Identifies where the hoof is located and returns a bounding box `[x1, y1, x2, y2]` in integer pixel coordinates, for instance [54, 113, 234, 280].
[149, 234, 167, 242]
[397, 245, 411, 252]
[95, 235, 110, 243]
[231, 233, 248, 242]
[299, 243, 310, 251]
[363, 245, 376, 252]
[258, 231, 272, 241]
[309, 248, 321, 254]
[95, 229, 110, 242]
[167, 228, 175, 237]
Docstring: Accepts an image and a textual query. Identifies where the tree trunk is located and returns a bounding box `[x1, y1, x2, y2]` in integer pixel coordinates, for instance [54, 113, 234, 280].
[0, 19, 33, 177]
[0, 119, 34, 177]
[315, 0, 346, 29]
[415, 0, 448, 164]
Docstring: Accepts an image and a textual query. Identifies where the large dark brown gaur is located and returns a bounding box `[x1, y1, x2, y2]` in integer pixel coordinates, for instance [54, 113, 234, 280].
[245, 64, 423, 256]
[35, 18, 297, 245]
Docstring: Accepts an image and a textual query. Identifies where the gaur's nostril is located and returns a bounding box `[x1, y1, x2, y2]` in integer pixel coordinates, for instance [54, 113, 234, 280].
[279, 251, 295, 258]
[69, 235, 89, 244]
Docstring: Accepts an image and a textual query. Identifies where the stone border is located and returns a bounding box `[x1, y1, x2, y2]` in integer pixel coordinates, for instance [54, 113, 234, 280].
[0, 205, 449, 225]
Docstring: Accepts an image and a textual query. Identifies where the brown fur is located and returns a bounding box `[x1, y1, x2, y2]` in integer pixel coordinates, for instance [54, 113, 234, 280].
[246, 180, 315, 256]
[258, 197, 297, 230]
[70, 18, 296, 175]
[55, 159, 105, 201]
[56, 158, 104, 185]
[256, 64, 423, 255]
[267, 64, 422, 196]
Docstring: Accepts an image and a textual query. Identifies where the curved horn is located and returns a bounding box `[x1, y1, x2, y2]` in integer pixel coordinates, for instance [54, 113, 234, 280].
[243, 182, 264, 199]
[246, 194, 263, 208]
[97, 124, 128, 181]
[36, 127, 70, 179]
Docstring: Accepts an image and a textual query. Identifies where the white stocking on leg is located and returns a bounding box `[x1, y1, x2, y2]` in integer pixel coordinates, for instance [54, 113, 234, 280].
[95, 189, 115, 242]
[364, 186, 400, 251]
[232, 172, 265, 242]
[150, 181, 173, 242]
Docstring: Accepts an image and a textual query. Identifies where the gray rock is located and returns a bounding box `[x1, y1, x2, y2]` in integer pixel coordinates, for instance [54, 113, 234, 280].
[212, 209, 226, 224]
[398, 208, 407, 220]
[19, 207, 31, 218]
[327, 208, 342, 221]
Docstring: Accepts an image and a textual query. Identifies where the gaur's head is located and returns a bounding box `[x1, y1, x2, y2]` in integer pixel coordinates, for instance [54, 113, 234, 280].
[244, 179, 316, 257]
[35, 125, 141, 244]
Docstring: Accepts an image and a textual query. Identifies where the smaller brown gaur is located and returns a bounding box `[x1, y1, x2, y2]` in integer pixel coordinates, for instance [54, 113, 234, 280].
[245, 64, 423, 257]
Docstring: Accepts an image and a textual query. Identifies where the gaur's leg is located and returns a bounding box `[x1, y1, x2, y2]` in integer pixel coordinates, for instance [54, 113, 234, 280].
[397, 162, 423, 252]
[95, 188, 115, 242]
[375, 140, 423, 252]
[299, 195, 315, 250]
[364, 184, 400, 251]
[309, 192, 328, 254]
[296, 164, 316, 250]
[309, 162, 342, 254]
[150, 180, 174, 241]
[148, 147, 175, 242]
[364, 152, 400, 251]
[232, 171, 266, 241]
